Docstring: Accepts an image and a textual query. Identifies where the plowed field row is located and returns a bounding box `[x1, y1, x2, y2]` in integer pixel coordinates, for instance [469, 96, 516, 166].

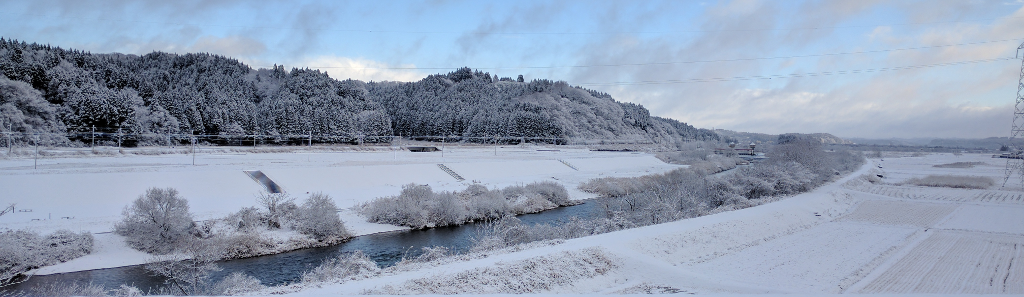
[858, 231, 1024, 294]
[839, 200, 955, 227]
[844, 181, 1024, 204]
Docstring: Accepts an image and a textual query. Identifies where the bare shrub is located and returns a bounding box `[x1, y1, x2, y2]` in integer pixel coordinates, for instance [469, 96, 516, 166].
[768, 139, 836, 180]
[471, 216, 634, 252]
[465, 189, 510, 220]
[0, 229, 93, 283]
[906, 175, 995, 189]
[727, 161, 816, 199]
[295, 193, 351, 241]
[109, 284, 143, 297]
[567, 138, 864, 251]
[256, 192, 295, 229]
[29, 282, 106, 297]
[522, 181, 570, 205]
[145, 238, 222, 295]
[360, 182, 573, 229]
[209, 272, 266, 296]
[225, 206, 264, 231]
[115, 187, 194, 254]
[368, 248, 616, 295]
[300, 251, 380, 284]
[216, 232, 274, 259]
[933, 162, 985, 168]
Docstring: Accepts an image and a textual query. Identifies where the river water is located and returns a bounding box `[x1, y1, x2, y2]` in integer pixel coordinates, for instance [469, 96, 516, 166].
[11, 199, 608, 293]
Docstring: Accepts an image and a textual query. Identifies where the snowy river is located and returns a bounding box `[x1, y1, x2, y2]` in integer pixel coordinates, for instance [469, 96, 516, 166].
[10, 199, 607, 293]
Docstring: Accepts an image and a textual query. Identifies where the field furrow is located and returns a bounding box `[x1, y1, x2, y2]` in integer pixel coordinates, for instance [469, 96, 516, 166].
[858, 231, 1024, 294]
[839, 200, 955, 228]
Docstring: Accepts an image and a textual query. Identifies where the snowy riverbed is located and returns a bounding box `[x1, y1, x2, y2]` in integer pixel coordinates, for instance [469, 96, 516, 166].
[0, 144, 684, 275]
[259, 153, 1024, 295]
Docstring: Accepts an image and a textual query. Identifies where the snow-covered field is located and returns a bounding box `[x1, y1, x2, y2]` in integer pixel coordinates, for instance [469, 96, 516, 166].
[268, 153, 1024, 295]
[0, 144, 684, 274]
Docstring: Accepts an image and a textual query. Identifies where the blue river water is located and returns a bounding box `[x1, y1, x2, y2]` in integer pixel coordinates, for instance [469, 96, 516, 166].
[10, 199, 607, 293]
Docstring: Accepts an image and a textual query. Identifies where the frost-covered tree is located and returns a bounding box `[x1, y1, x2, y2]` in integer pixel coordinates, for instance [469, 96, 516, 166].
[295, 193, 350, 241]
[115, 187, 194, 254]
[145, 238, 222, 295]
[0, 229, 93, 284]
[0, 76, 65, 144]
[361, 182, 573, 229]
[256, 192, 295, 229]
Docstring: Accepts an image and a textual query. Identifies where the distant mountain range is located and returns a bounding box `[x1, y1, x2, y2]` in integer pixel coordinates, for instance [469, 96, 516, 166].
[714, 129, 853, 145]
[847, 137, 1023, 150]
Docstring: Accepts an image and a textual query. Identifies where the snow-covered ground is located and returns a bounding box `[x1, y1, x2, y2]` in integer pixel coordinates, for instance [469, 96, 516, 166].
[269, 153, 1024, 295]
[0, 144, 684, 275]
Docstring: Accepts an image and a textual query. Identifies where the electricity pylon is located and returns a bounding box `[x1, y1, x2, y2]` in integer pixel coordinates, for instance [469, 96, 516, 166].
[1002, 41, 1024, 188]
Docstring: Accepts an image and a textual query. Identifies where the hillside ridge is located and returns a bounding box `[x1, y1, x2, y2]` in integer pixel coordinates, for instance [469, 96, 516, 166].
[0, 38, 717, 146]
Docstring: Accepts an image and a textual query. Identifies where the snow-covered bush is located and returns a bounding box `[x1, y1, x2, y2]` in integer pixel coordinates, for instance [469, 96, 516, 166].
[115, 187, 194, 254]
[28, 281, 106, 297]
[933, 162, 985, 168]
[300, 251, 380, 284]
[209, 272, 267, 296]
[521, 181, 570, 206]
[110, 284, 144, 297]
[294, 193, 350, 241]
[726, 161, 816, 199]
[464, 186, 510, 220]
[215, 232, 274, 259]
[256, 192, 296, 229]
[0, 229, 93, 283]
[360, 182, 574, 229]
[574, 140, 865, 239]
[145, 238, 223, 295]
[906, 175, 995, 189]
[471, 216, 633, 252]
[225, 206, 264, 231]
[367, 248, 617, 295]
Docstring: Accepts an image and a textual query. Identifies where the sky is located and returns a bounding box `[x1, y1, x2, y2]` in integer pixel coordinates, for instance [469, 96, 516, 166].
[1, 0, 1023, 139]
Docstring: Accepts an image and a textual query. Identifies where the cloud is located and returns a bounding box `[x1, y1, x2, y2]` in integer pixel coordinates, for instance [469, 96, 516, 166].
[559, 0, 1024, 138]
[670, 87, 1011, 138]
[293, 56, 427, 82]
[284, 3, 338, 57]
[455, 2, 565, 54]
[190, 35, 266, 58]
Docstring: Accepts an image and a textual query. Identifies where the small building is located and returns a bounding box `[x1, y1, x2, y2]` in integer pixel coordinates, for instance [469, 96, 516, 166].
[407, 146, 440, 152]
[714, 142, 757, 156]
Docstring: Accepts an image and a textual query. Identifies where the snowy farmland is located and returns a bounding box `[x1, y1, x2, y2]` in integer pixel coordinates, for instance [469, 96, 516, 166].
[0, 144, 684, 274]
[263, 153, 1024, 295]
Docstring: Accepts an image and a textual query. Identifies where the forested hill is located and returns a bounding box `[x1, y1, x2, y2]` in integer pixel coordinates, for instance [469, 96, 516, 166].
[0, 38, 717, 145]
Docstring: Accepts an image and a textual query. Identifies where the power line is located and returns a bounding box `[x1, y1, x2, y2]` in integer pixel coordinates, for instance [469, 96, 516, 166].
[576, 57, 1017, 86]
[272, 38, 1024, 70]
[1, 12, 1021, 36]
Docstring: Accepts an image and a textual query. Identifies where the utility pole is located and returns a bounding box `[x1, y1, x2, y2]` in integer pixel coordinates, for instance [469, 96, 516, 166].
[117, 127, 123, 148]
[253, 125, 259, 149]
[191, 136, 196, 166]
[33, 134, 39, 170]
[5, 122, 11, 155]
[308, 131, 312, 147]
[90, 126, 95, 148]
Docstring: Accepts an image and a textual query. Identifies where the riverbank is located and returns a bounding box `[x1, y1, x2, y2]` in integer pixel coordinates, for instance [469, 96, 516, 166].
[268, 153, 1024, 295]
[1, 145, 684, 276]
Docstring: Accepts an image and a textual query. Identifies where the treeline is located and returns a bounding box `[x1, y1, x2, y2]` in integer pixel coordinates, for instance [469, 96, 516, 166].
[474, 139, 865, 250]
[0, 38, 717, 146]
[368, 68, 718, 143]
[359, 181, 573, 229]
